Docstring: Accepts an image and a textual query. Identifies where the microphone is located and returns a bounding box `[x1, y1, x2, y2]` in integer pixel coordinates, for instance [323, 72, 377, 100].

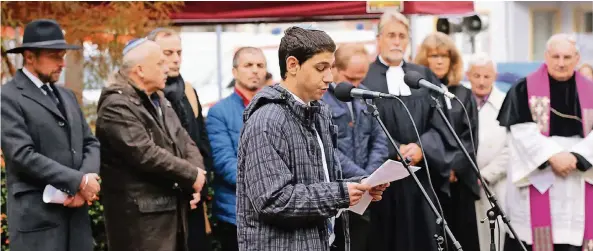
[403, 71, 456, 99]
[333, 82, 395, 102]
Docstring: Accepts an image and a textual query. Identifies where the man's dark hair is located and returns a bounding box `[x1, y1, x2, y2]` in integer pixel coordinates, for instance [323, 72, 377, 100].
[265, 72, 273, 80]
[278, 27, 336, 80]
[22, 49, 43, 66]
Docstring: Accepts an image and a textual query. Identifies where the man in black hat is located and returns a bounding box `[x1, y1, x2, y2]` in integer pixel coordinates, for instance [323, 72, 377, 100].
[1, 19, 100, 251]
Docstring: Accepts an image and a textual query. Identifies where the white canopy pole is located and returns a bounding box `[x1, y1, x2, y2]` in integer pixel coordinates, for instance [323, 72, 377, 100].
[216, 24, 223, 100]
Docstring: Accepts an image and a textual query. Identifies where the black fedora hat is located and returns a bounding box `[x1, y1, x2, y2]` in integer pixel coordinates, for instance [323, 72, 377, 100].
[6, 19, 81, 54]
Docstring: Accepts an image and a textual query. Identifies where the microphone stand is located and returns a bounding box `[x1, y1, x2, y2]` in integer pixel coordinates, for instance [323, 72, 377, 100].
[429, 96, 528, 251]
[364, 98, 463, 251]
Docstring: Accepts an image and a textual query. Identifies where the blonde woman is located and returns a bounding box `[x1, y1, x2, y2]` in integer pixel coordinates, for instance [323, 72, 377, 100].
[415, 32, 481, 251]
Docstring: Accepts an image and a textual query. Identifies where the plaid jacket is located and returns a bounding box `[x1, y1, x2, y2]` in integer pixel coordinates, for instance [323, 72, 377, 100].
[236, 84, 357, 251]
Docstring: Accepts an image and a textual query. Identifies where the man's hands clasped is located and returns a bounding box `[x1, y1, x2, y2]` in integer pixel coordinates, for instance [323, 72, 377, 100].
[190, 168, 207, 209]
[549, 152, 577, 177]
[64, 173, 101, 208]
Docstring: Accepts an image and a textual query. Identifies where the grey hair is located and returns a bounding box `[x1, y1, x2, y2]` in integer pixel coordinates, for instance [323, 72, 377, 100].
[232, 47, 264, 68]
[546, 33, 579, 54]
[467, 52, 497, 72]
[146, 27, 180, 41]
[377, 10, 410, 36]
[119, 59, 135, 75]
[120, 41, 156, 75]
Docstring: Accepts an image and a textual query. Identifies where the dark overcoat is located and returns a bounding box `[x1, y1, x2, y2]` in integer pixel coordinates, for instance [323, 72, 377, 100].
[95, 72, 204, 251]
[1, 70, 100, 251]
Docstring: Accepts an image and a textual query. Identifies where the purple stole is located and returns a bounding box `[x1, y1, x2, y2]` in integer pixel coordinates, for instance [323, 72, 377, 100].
[526, 64, 593, 251]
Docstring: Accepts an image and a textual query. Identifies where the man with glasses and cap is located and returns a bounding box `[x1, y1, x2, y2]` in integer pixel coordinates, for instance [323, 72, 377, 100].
[1, 19, 101, 251]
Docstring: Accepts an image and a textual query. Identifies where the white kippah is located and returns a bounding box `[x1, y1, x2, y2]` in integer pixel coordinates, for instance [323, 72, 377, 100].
[122, 37, 148, 55]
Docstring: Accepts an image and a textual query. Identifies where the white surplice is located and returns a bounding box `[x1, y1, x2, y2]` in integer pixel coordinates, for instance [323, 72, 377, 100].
[505, 122, 593, 246]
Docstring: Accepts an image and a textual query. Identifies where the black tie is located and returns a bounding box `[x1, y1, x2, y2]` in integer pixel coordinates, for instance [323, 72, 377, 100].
[41, 85, 67, 119]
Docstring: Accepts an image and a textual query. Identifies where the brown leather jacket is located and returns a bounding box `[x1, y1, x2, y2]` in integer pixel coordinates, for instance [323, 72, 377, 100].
[96, 72, 204, 251]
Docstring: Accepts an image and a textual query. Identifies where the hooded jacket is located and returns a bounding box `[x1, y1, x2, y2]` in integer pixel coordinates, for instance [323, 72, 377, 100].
[236, 84, 360, 251]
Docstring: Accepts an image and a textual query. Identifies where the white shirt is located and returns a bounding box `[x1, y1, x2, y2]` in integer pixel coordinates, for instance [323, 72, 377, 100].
[281, 85, 336, 245]
[22, 67, 53, 95]
[440, 84, 453, 109]
[378, 56, 411, 96]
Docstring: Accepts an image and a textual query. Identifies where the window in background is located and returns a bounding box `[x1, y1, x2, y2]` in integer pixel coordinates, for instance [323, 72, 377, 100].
[575, 8, 593, 34]
[530, 8, 559, 61]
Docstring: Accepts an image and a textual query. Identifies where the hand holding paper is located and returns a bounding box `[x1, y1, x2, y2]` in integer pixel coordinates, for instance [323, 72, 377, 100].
[347, 183, 371, 206]
[44, 183, 98, 207]
[368, 182, 390, 202]
[63, 193, 86, 208]
[348, 160, 421, 215]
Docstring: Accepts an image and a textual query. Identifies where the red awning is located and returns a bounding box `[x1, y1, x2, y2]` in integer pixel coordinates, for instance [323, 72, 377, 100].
[172, 1, 475, 24]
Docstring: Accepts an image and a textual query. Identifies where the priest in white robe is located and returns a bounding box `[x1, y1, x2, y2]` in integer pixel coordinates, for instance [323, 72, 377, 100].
[497, 34, 593, 251]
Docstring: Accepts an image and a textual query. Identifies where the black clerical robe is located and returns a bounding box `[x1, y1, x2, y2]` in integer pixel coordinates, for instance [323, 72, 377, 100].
[436, 80, 481, 251]
[363, 58, 456, 251]
[498, 74, 593, 251]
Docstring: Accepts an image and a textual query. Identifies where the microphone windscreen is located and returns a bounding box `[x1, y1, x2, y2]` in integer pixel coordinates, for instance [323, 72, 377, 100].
[403, 71, 424, 89]
[333, 82, 355, 102]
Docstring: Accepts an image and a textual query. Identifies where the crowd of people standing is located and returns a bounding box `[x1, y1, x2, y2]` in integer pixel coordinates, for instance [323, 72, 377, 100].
[1, 9, 592, 251]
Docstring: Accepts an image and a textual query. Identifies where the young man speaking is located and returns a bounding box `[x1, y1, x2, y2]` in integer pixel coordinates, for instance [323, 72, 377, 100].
[236, 26, 389, 251]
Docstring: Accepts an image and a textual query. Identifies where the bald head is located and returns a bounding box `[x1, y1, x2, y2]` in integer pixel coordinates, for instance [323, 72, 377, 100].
[122, 40, 168, 94]
[334, 43, 370, 87]
[122, 41, 160, 73]
[545, 33, 580, 81]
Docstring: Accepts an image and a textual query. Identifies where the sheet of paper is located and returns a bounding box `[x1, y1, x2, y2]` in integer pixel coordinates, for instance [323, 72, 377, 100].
[43, 185, 68, 204]
[528, 168, 555, 194]
[348, 193, 374, 215]
[348, 160, 421, 215]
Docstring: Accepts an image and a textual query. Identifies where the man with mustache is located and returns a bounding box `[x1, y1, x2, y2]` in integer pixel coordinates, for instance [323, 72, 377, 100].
[206, 47, 267, 251]
[1, 19, 101, 251]
[498, 33, 593, 251]
[361, 10, 455, 251]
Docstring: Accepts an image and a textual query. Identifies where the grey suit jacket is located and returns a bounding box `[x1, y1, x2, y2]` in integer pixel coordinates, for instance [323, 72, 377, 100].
[1, 70, 100, 251]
